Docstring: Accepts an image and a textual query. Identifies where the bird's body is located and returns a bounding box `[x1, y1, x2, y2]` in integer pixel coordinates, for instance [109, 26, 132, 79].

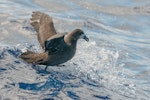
[45, 36, 76, 66]
[19, 11, 89, 68]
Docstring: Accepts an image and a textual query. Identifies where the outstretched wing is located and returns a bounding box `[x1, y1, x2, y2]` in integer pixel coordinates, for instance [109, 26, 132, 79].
[30, 11, 57, 49]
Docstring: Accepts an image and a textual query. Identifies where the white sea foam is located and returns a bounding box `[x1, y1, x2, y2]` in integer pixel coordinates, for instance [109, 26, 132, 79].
[0, 0, 150, 99]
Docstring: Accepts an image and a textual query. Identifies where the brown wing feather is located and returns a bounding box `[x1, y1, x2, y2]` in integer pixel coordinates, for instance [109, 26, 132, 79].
[30, 11, 57, 49]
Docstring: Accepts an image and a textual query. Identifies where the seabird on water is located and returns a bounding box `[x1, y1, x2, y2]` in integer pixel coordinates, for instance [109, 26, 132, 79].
[19, 11, 89, 70]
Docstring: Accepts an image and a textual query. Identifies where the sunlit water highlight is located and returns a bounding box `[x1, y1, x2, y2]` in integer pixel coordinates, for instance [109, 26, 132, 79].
[0, 0, 150, 100]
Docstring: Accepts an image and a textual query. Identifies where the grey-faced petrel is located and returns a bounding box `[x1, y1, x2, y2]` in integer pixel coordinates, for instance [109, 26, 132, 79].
[19, 11, 89, 70]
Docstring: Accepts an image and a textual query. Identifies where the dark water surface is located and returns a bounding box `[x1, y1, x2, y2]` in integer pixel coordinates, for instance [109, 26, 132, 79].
[0, 0, 150, 100]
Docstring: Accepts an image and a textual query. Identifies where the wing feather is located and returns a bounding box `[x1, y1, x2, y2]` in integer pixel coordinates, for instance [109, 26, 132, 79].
[30, 11, 57, 49]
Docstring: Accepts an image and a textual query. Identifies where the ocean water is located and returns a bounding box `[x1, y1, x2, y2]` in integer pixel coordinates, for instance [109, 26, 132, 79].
[0, 0, 150, 100]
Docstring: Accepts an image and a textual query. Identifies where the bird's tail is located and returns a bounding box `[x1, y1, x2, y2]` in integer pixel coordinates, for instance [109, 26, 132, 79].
[19, 50, 48, 65]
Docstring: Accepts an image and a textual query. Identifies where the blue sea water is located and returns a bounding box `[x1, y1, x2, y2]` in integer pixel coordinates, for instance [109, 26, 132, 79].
[0, 0, 150, 100]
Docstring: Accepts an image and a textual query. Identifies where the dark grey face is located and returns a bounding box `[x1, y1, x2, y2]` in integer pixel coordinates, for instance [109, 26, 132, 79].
[73, 30, 89, 42]
[79, 33, 89, 42]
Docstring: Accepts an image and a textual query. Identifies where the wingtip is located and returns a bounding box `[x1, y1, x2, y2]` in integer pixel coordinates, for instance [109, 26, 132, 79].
[32, 11, 41, 14]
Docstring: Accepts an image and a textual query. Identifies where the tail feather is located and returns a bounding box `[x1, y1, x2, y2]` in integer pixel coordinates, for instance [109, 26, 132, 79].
[19, 50, 48, 65]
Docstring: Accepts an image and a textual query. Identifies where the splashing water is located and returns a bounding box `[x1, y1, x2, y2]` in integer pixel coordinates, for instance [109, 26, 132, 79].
[0, 0, 150, 100]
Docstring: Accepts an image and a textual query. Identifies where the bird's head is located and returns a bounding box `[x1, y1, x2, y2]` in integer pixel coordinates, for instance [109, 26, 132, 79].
[64, 29, 89, 45]
[72, 29, 89, 41]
